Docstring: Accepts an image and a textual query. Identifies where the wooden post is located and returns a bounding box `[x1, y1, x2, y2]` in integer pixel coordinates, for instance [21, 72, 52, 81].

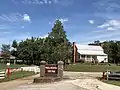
[7, 63, 11, 78]
[90, 56, 92, 63]
[107, 69, 109, 81]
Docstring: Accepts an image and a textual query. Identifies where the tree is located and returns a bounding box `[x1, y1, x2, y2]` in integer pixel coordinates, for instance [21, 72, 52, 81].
[11, 40, 18, 64]
[89, 40, 120, 64]
[116, 41, 120, 63]
[12, 40, 18, 48]
[88, 40, 101, 46]
[103, 41, 118, 63]
[10, 20, 72, 65]
[1, 44, 10, 64]
[48, 20, 72, 64]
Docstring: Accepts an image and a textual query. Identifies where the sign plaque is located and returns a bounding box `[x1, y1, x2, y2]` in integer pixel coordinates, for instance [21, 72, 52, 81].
[45, 64, 58, 76]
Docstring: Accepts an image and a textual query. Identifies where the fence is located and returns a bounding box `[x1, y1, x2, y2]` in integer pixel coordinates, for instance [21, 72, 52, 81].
[0, 71, 6, 79]
[20, 66, 40, 74]
[103, 70, 120, 80]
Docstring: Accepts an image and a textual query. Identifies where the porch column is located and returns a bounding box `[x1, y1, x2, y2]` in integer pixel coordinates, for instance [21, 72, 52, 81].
[80, 55, 81, 60]
[85, 55, 87, 61]
[90, 56, 92, 62]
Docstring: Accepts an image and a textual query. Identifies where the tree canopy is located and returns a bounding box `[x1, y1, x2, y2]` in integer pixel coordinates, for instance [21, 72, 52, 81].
[1, 44, 10, 63]
[89, 40, 120, 64]
[5, 20, 72, 65]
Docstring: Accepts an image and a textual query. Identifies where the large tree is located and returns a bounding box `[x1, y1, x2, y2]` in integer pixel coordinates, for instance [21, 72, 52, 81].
[47, 20, 72, 64]
[1, 44, 11, 63]
[10, 20, 72, 65]
[89, 40, 120, 64]
[102, 41, 118, 63]
[11, 40, 18, 64]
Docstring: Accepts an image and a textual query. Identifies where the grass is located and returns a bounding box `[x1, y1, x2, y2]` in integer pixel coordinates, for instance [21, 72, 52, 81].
[65, 63, 120, 72]
[98, 77, 120, 86]
[0, 71, 35, 82]
[0, 63, 28, 71]
[104, 80, 120, 86]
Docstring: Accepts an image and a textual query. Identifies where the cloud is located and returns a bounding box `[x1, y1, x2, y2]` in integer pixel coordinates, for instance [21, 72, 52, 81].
[79, 31, 120, 44]
[88, 20, 94, 24]
[13, 33, 31, 41]
[49, 18, 68, 25]
[0, 13, 31, 23]
[98, 20, 120, 31]
[49, 22, 52, 25]
[93, 0, 120, 20]
[93, 0, 120, 13]
[56, 0, 73, 6]
[89, 31, 120, 40]
[21, 26, 25, 28]
[12, 0, 73, 6]
[98, 23, 110, 28]
[0, 13, 22, 22]
[23, 14, 31, 22]
[15, 0, 56, 5]
[0, 25, 15, 30]
[58, 18, 68, 23]
[3, 32, 11, 34]
[107, 27, 116, 31]
[40, 34, 48, 38]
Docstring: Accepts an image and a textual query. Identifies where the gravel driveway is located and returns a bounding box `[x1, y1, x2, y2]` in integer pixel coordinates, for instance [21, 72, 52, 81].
[1, 72, 120, 90]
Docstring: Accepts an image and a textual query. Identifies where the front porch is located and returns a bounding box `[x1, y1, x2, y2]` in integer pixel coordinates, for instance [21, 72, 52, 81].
[80, 55, 97, 62]
[79, 54, 107, 63]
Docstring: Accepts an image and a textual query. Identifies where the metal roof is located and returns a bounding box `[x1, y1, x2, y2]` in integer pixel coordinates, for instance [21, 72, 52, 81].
[76, 44, 107, 56]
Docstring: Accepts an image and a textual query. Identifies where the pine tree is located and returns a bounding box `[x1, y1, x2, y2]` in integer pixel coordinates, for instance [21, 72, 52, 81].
[47, 20, 72, 64]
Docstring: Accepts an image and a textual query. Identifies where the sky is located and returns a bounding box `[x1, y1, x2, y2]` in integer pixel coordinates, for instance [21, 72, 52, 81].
[0, 0, 120, 46]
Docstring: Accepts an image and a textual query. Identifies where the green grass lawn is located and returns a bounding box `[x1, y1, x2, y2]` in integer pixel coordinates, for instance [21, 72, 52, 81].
[103, 80, 120, 86]
[0, 71, 35, 82]
[98, 77, 120, 86]
[65, 63, 120, 72]
[0, 63, 28, 71]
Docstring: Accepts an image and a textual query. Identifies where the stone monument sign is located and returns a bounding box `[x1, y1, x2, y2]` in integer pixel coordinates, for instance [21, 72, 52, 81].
[34, 60, 64, 83]
[45, 64, 58, 77]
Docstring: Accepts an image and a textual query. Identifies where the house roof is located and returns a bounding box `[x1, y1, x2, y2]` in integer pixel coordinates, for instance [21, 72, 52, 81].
[76, 44, 107, 56]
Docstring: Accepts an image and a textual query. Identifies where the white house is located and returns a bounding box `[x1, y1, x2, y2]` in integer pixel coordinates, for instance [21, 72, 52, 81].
[76, 44, 108, 63]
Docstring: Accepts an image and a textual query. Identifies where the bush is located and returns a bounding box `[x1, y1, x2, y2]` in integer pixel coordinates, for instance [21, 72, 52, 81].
[79, 59, 85, 63]
[76, 59, 85, 63]
[101, 61, 104, 63]
[95, 60, 98, 64]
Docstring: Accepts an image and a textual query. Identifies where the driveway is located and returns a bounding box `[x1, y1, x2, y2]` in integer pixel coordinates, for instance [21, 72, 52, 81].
[0, 72, 120, 90]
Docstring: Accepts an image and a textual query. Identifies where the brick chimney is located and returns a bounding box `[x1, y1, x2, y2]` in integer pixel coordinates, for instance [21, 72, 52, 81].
[73, 42, 76, 64]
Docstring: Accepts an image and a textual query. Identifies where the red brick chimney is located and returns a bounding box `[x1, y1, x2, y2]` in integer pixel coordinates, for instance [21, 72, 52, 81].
[73, 42, 76, 64]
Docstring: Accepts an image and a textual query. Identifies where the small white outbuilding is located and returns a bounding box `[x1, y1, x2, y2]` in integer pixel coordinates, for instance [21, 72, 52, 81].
[76, 44, 108, 63]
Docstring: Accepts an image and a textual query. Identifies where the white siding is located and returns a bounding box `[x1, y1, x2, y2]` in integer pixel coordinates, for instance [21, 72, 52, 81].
[97, 56, 108, 63]
[78, 50, 106, 55]
[76, 45, 107, 56]
[76, 44, 108, 62]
